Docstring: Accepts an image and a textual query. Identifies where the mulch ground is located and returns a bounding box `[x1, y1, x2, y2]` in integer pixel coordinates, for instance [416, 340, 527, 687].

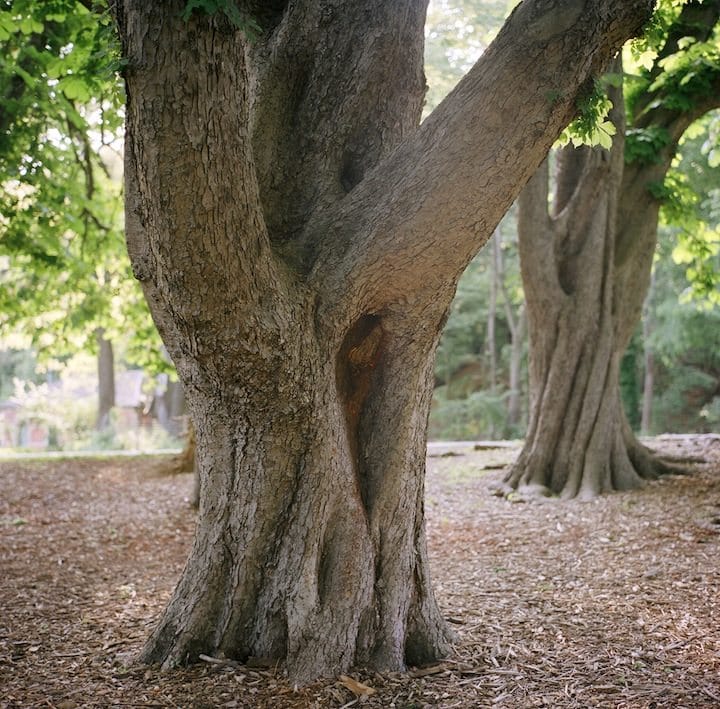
[1, 435, 719, 708]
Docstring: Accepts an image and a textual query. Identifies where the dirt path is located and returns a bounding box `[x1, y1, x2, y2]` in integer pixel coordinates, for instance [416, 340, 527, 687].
[1, 436, 719, 708]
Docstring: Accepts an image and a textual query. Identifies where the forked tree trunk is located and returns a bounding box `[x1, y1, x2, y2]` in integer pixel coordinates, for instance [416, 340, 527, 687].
[113, 0, 652, 681]
[505, 118, 678, 498]
[142, 309, 451, 679]
[504, 135, 651, 498]
[506, 4, 720, 497]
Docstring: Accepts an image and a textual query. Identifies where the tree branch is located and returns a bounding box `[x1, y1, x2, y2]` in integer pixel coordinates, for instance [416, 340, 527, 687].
[308, 0, 653, 321]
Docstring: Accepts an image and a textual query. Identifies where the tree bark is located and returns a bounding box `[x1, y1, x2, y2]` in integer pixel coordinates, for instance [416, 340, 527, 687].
[506, 304, 526, 433]
[506, 2, 720, 498]
[641, 271, 655, 435]
[95, 328, 114, 431]
[506, 131, 640, 498]
[497, 227, 525, 433]
[486, 230, 499, 392]
[113, 0, 653, 681]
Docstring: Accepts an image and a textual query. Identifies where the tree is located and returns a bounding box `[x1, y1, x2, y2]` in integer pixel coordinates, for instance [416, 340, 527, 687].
[504, 1, 720, 498]
[112, 0, 652, 681]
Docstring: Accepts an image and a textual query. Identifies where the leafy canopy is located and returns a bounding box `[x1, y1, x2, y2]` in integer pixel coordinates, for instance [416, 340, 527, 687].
[0, 0, 167, 371]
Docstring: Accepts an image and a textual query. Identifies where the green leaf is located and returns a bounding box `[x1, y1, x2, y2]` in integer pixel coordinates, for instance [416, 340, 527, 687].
[18, 17, 43, 35]
[597, 128, 613, 150]
[58, 75, 91, 102]
[0, 13, 18, 40]
[676, 36, 696, 50]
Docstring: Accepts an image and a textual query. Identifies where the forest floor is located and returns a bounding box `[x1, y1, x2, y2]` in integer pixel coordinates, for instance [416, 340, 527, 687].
[1, 435, 719, 709]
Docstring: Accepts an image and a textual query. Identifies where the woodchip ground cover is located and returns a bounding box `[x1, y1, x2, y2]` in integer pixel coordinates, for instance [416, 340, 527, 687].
[1, 436, 718, 708]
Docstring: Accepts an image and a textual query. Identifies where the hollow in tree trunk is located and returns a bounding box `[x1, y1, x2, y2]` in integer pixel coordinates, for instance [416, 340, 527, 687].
[112, 0, 653, 681]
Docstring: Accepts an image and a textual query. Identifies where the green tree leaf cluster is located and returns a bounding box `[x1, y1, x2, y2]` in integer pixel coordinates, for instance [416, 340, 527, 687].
[0, 0, 166, 372]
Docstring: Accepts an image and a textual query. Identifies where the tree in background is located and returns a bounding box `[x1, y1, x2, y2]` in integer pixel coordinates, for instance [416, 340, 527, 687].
[113, 0, 651, 681]
[504, 1, 720, 498]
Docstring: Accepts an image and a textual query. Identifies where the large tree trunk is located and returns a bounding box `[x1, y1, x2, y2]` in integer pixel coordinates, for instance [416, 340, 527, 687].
[113, 0, 652, 681]
[142, 310, 451, 679]
[506, 2, 720, 498]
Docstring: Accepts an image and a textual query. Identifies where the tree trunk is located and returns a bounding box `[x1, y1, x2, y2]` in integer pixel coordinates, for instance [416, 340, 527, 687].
[641, 271, 655, 435]
[113, 0, 653, 681]
[506, 304, 526, 432]
[141, 310, 451, 679]
[506, 2, 720, 497]
[95, 328, 114, 430]
[505, 131, 649, 498]
[486, 230, 499, 391]
[498, 226, 525, 433]
[505, 117, 676, 498]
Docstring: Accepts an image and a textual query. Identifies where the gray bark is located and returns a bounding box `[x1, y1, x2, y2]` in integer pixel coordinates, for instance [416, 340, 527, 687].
[506, 304, 526, 432]
[506, 2, 720, 497]
[112, 0, 653, 681]
[641, 270, 655, 435]
[95, 328, 114, 431]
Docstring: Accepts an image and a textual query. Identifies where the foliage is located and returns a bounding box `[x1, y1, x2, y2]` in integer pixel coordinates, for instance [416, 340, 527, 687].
[5, 367, 97, 449]
[0, 0, 168, 373]
[430, 207, 526, 439]
[647, 113, 720, 305]
[625, 125, 672, 165]
[0, 347, 42, 400]
[423, 0, 517, 115]
[429, 387, 508, 440]
[642, 191, 720, 434]
[181, 0, 261, 37]
[649, 299, 720, 433]
[557, 80, 617, 150]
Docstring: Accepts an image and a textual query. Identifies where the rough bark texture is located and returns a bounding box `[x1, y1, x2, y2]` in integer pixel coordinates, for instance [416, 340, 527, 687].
[506, 2, 720, 498]
[112, 0, 653, 681]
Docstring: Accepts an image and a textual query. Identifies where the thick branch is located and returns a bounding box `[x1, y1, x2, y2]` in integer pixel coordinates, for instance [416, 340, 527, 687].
[308, 0, 653, 320]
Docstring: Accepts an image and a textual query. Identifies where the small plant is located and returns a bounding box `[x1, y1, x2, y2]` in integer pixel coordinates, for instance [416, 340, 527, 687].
[181, 0, 261, 37]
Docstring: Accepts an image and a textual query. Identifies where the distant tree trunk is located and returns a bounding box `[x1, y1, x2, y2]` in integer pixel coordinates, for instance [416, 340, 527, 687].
[497, 226, 525, 433]
[506, 304, 526, 432]
[114, 0, 652, 681]
[506, 133, 643, 498]
[96, 328, 114, 430]
[506, 4, 720, 497]
[486, 230, 499, 391]
[506, 121, 675, 498]
[166, 379, 186, 435]
[485, 230, 500, 437]
[641, 271, 655, 435]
